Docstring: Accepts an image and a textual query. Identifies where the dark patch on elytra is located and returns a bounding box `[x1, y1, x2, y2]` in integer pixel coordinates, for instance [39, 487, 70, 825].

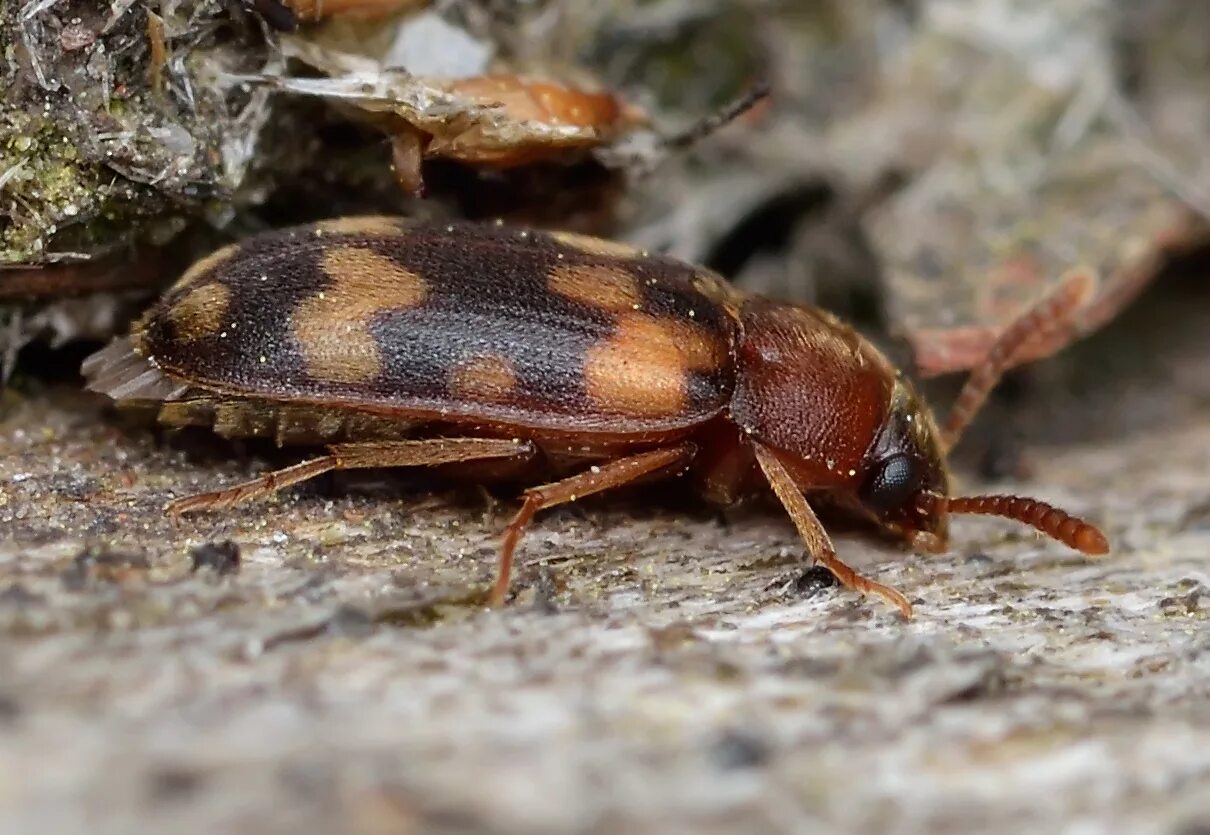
[363, 224, 735, 426]
[142, 225, 331, 390]
[140, 220, 737, 432]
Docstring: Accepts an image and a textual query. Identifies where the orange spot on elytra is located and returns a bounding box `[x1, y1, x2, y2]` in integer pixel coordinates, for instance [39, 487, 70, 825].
[292, 247, 429, 385]
[548, 230, 642, 259]
[168, 282, 231, 342]
[584, 315, 726, 417]
[449, 355, 518, 403]
[312, 217, 407, 237]
[547, 264, 642, 312]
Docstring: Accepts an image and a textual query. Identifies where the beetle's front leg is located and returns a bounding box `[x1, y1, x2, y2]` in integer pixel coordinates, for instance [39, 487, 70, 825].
[752, 444, 913, 617]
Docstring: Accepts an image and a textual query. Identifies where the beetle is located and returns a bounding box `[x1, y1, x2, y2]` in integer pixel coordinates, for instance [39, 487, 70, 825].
[81, 216, 1108, 616]
[382, 75, 647, 198]
[257, 66, 646, 198]
[255, 50, 764, 202]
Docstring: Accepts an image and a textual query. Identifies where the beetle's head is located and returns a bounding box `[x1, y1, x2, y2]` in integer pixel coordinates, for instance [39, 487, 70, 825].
[857, 376, 951, 548]
[856, 373, 1109, 557]
[732, 279, 1108, 561]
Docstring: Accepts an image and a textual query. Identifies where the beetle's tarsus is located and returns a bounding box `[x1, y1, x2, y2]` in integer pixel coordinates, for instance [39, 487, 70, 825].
[752, 443, 913, 618]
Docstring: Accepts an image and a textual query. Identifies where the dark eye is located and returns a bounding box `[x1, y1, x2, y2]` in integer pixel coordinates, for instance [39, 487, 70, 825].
[861, 454, 919, 513]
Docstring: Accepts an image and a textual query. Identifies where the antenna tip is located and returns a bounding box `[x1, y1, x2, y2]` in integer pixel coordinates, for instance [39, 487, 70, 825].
[1074, 524, 1110, 556]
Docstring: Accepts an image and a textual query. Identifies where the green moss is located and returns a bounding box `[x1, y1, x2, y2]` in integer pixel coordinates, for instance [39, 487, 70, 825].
[0, 107, 166, 264]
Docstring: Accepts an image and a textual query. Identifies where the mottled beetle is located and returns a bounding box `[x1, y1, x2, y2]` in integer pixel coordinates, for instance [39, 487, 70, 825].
[82, 216, 1108, 615]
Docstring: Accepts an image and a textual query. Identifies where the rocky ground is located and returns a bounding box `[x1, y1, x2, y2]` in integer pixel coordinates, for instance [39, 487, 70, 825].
[5, 2, 1210, 832]
[1, 274, 1208, 835]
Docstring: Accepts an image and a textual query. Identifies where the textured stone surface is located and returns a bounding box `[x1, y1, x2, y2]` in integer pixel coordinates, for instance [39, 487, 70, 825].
[2, 283, 1208, 834]
[5, 5, 1210, 831]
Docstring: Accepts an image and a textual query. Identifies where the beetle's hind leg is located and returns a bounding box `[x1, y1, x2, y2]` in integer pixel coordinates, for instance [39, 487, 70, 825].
[168, 437, 535, 515]
[492, 444, 697, 607]
[752, 444, 913, 617]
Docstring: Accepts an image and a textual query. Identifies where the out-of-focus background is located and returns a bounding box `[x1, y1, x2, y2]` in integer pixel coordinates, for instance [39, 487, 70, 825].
[2, 2, 1209, 833]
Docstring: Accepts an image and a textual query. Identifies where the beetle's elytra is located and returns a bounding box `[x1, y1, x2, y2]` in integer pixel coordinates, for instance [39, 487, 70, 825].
[82, 216, 1109, 616]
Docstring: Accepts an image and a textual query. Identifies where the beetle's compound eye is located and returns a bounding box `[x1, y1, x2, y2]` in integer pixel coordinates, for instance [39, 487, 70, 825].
[861, 454, 920, 514]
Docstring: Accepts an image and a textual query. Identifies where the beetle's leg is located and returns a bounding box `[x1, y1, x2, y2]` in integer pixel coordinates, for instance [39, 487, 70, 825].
[941, 269, 1095, 451]
[168, 437, 534, 515]
[492, 444, 697, 607]
[390, 130, 427, 197]
[752, 443, 913, 617]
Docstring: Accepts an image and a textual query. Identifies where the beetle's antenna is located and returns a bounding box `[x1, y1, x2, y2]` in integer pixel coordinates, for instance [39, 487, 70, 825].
[661, 80, 772, 151]
[941, 269, 1096, 452]
[919, 492, 1108, 555]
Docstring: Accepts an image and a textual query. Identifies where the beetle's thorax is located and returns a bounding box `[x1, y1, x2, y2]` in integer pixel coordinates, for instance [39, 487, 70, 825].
[725, 297, 951, 539]
[727, 297, 896, 488]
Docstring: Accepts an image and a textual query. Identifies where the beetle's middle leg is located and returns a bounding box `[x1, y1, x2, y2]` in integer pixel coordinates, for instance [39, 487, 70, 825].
[168, 437, 535, 515]
[492, 443, 697, 606]
[752, 443, 913, 617]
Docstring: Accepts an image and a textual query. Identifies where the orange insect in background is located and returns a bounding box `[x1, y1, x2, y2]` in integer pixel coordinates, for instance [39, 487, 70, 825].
[385, 74, 647, 197]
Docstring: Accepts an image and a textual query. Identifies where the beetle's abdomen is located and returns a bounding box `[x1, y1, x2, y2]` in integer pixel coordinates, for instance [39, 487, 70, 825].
[134, 218, 737, 433]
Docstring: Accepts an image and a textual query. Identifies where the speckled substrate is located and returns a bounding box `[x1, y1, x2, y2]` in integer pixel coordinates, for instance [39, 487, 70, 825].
[2, 288, 1209, 834]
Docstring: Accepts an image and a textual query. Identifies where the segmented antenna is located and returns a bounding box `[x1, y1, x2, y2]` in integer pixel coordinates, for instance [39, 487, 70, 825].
[662, 80, 772, 151]
[941, 270, 1096, 451]
[920, 492, 1108, 555]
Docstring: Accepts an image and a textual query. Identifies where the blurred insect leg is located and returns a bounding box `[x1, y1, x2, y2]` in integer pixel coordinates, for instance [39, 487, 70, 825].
[662, 80, 771, 150]
[492, 444, 697, 607]
[942, 269, 1096, 450]
[390, 129, 428, 197]
[753, 443, 913, 618]
[168, 437, 534, 515]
